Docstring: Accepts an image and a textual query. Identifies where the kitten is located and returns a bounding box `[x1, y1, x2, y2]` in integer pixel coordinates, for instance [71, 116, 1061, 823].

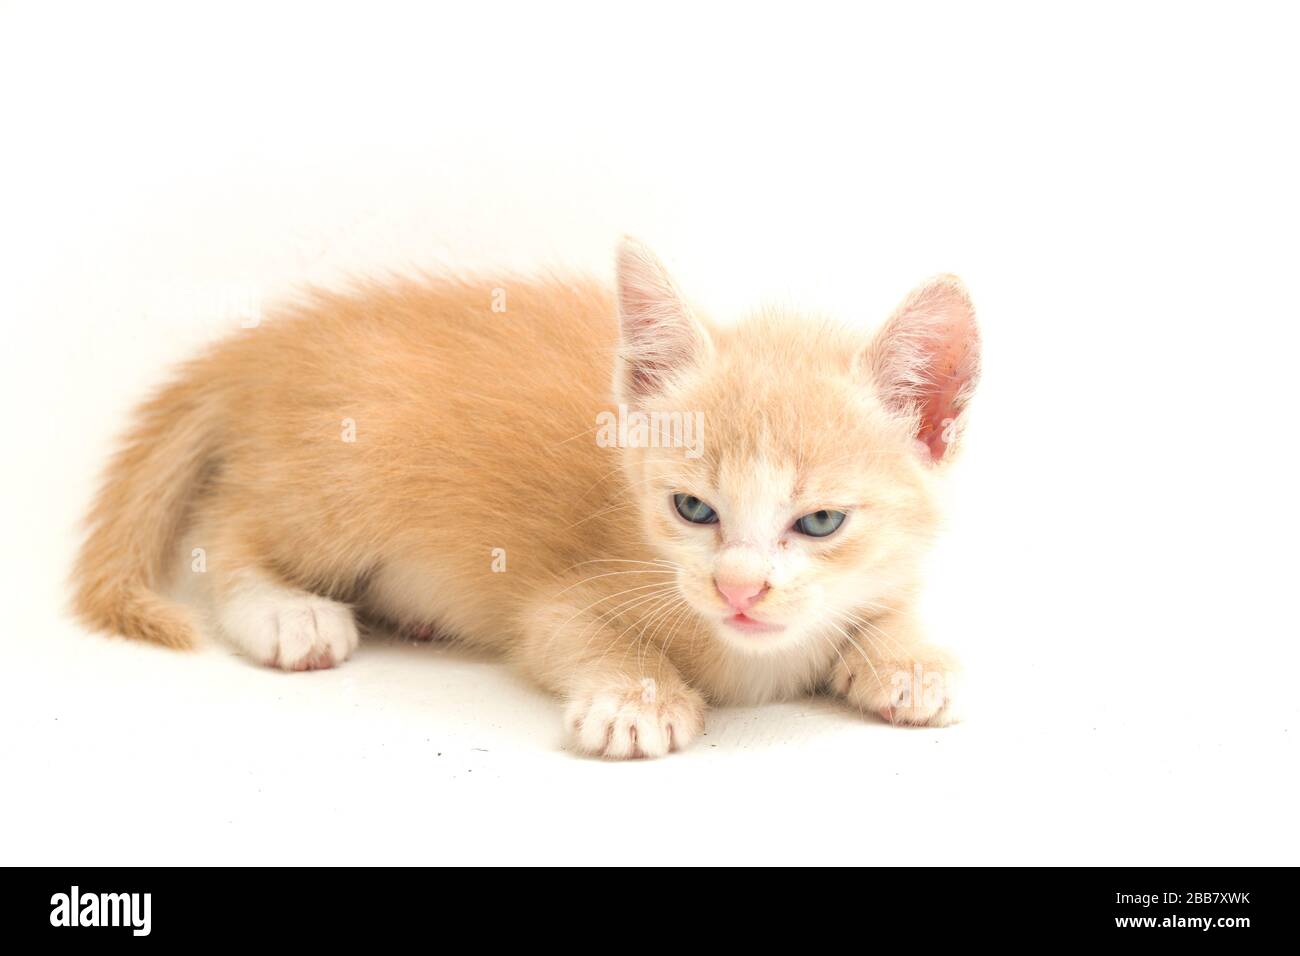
[72, 239, 979, 759]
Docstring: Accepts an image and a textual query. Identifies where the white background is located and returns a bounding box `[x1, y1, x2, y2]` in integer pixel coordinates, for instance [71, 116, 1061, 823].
[2, 1, 1297, 865]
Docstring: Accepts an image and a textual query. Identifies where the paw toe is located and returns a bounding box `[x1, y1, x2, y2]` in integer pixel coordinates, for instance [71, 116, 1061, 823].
[271, 600, 358, 671]
[565, 681, 704, 759]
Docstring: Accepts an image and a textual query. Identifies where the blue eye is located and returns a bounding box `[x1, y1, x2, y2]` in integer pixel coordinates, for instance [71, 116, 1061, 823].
[673, 493, 718, 524]
[794, 509, 847, 537]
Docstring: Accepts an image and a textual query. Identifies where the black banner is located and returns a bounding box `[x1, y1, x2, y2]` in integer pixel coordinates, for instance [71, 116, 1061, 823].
[5, 867, 1288, 944]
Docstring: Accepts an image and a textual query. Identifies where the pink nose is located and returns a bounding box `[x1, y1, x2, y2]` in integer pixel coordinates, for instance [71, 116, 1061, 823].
[716, 579, 768, 611]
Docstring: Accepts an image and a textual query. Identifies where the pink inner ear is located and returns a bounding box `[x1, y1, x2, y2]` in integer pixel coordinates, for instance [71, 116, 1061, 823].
[872, 276, 979, 462]
[917, 332, 973, 458]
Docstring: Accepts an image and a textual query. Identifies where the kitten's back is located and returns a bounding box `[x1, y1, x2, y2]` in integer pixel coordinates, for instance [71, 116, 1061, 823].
[73, 274, 632, 648]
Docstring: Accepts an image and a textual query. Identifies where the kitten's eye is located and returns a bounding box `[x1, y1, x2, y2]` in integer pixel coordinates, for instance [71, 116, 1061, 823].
[673, 493, 718, 524]
[794, 509, 847, 537]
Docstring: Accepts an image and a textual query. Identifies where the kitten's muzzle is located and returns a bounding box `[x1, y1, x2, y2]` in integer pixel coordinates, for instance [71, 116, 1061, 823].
[715, 579, 769, 613]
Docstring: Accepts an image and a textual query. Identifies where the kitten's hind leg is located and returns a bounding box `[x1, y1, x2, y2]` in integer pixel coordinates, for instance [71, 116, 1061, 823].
[518, 588, 706, 759]
[216, 572, 359, 671]
[197, 525, 360, 671]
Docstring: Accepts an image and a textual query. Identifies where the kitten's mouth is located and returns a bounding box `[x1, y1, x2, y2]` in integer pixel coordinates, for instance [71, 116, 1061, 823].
[723, 612, 786, 634]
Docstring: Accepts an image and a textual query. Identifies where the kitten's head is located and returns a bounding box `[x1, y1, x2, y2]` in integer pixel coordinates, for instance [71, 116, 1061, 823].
[614, 238, 979, 655]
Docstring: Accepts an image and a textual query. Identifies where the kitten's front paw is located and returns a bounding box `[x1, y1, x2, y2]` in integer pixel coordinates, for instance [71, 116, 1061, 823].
[564, 677, 705, 759]
[831, 645, 963, 727]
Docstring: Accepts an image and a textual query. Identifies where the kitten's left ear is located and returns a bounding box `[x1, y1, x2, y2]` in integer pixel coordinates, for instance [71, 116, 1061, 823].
[614, 237, 711, 405]
[866, 274, 980, 463]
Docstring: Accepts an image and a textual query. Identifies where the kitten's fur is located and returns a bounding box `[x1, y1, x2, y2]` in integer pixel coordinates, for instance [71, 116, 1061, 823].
[72, 239, 979, 759]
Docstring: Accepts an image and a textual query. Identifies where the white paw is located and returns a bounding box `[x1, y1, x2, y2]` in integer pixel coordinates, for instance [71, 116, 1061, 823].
[564, 677, 705, 759]
[831, 646, 963, 727]
[219, 582, 359, 671]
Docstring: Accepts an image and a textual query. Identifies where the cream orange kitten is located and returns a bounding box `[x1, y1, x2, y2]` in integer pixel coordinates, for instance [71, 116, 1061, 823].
[72, 239, 979, 759]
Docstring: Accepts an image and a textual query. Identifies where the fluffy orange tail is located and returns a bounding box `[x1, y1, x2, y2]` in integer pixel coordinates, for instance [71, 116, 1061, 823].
[71, 368, 220, 649]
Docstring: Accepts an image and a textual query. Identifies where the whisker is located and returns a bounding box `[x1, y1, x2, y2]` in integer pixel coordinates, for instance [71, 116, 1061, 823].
[550, 568, 678, 597]
[826, 617, 886, 698]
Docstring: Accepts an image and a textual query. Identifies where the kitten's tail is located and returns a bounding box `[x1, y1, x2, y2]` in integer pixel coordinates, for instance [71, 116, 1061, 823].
[70, 364, 222, 650]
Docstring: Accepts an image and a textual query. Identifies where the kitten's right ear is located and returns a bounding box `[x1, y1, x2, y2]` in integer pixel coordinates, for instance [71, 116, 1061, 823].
[867, 274, 980, 463]
[615, 238, 710, 405]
